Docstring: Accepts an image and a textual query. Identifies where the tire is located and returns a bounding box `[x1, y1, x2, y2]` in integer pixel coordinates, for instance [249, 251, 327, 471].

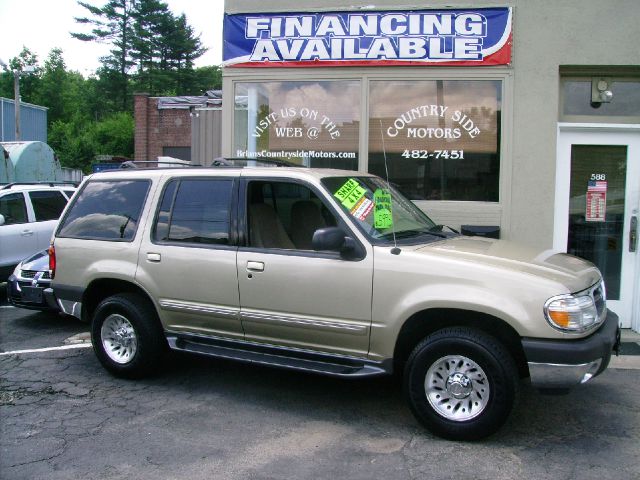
[403, 327, 518, 441]
[91, 293, 166, 379]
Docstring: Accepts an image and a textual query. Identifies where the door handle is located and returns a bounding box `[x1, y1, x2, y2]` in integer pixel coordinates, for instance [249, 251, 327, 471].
[247, 261, 265, 272]
[21, 229, 34, 237]
[630, 216, 637, 253]
[147, 253, 161, 262]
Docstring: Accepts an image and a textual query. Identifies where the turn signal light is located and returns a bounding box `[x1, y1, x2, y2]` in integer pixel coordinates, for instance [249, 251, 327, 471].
[547, 310, 570, 328]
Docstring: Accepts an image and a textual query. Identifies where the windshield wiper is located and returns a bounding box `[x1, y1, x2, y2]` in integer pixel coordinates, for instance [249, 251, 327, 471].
[430, 224, 460, 234]
[380, 229, 446, 240]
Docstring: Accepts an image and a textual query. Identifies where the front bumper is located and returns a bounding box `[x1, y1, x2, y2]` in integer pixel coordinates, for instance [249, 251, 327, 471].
[6, 274, 57, 312]
[522, 310, 620, 389]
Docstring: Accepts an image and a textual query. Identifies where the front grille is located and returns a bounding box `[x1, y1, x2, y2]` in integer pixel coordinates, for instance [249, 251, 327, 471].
[20, 270, 51, 280]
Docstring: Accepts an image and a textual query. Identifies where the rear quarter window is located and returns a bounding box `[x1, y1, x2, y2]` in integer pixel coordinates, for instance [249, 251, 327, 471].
[57, 180, 150, 241]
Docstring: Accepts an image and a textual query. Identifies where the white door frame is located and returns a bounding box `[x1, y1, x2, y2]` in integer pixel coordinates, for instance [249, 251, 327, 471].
[555, 123, 640, 331]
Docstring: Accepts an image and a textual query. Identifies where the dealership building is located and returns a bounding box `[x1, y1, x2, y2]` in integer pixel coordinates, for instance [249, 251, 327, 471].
[219, 0, 639, 331]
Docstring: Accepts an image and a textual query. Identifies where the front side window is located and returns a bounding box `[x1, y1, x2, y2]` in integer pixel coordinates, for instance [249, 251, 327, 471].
[0, 193, 28, 225]
[29, 190, 68, 221]
[154, 178, 233, 245]
[57, 180, 150, 241]
[247, 180, 338, 250]
[369, 80, 502, 202]
[234, 81, 360, 169]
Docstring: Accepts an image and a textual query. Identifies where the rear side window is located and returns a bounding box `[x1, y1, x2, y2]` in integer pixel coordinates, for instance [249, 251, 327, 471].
[0, 193, 28, 225]
[153, 178, 233, 245]
[57, 180, 150, 241]
[29, 190, 68, 221]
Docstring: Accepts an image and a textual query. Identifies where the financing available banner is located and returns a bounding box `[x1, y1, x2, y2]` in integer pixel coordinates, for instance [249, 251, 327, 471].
[223, 8, 512, 67]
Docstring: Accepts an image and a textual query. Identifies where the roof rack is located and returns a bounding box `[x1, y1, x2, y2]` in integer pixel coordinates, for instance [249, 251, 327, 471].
[119, 160, 194, 169]
[113, 158, 306, 170]
[211, 157, 303, 168]
[1, 181, 79, 190]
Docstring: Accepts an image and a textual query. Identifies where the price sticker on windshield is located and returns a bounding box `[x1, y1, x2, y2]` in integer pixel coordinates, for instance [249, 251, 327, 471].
[374, 188, 393, 229]
[334, 178, 366, 210]
[350, 197, 374, 220]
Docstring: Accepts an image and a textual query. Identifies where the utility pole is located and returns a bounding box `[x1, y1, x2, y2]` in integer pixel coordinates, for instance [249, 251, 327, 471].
[0, 59, 34, 142]
[14, 69, 21, 141]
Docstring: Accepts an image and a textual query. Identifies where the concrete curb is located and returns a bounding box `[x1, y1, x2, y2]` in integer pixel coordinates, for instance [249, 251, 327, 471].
[609, 355, 640, 370]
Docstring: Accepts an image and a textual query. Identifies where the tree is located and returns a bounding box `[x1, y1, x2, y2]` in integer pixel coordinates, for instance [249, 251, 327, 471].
[72, 0, 137, 110]
[0, 69, 13, 99]
[130, 4, 207, 95]
[0, 47, 42, 104]
[189, 66, 222, 95]
[7, 46, 40, 73]
[73, 0, 208, 101]
[33, 49, 68, 124]
[165, 13, 207, 94]
[130, 0, 171, 93]
[49, 112, 134, 171]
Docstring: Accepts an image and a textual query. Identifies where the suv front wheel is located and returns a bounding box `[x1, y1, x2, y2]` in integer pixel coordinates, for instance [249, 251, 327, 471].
[91, 293, 166, 378]
[404, 327, 518, 440]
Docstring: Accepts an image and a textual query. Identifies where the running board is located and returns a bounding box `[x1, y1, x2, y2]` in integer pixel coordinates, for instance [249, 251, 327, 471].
[166, 333, 391, 378]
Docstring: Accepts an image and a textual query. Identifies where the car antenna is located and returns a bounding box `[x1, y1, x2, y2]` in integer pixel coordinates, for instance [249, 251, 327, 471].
[380, 120, 400, 255]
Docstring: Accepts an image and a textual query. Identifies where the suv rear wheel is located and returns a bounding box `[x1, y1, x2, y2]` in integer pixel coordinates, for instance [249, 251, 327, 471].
[91, 293, 166, 378]
[404, 327, 518, 440]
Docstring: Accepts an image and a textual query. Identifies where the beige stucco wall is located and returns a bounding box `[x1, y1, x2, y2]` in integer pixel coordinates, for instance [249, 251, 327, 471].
[223, 0, 640, 249]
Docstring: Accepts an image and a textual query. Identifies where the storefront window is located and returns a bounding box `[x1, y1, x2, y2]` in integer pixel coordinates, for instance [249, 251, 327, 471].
[234, 81, 360, 169]
[369, 80, 501, 201]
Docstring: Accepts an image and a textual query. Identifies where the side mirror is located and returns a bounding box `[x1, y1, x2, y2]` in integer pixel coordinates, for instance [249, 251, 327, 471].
[0, 214, 5, 226]
[312, 226, 354, 253]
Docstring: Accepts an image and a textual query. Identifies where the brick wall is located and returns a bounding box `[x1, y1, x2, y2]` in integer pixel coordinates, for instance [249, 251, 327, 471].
[134, 93, 192, 161]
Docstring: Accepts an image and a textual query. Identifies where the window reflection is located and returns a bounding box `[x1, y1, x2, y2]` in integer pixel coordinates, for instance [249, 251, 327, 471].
[234, 81, 360, 169]
[369, 80, 501, 201]
[154, 179, 233, 245]
[58, 181, 149, 241]
[60, 213, 137, 240]
[29, 191, 68, 221]
[567, 145, 627, 300]
[0, 193, 28, 225]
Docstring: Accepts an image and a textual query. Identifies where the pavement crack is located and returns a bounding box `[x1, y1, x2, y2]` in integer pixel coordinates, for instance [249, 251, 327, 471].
[0, 383, 92, 405]
[7, 437, 69, 468]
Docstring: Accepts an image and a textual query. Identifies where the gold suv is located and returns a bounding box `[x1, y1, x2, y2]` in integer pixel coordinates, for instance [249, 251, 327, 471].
[46, 166, 620, 440]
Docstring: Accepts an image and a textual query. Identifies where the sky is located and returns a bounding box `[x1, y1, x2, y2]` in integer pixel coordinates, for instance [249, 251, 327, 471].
[0, 0, 225, 75]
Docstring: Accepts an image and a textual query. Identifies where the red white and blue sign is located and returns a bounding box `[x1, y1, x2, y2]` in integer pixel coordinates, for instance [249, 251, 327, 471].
[223, 8, 512, 68]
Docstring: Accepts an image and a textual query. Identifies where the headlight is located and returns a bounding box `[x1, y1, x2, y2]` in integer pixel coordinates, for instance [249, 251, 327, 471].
[544, 283, 606, 332]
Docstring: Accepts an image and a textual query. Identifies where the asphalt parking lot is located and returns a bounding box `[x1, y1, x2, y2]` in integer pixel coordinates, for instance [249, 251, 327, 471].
[1, 291, 639, 480]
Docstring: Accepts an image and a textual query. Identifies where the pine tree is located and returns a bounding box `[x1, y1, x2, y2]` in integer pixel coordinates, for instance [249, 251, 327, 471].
[72, 0, 208, 101]
[72, 0, 137, 110]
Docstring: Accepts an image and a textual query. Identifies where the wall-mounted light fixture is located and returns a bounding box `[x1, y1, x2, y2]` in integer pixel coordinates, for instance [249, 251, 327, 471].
[591, 78, 613, 106]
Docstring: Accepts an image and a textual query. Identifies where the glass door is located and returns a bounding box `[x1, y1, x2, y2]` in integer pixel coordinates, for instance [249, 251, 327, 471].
[556, 127, 640, 330]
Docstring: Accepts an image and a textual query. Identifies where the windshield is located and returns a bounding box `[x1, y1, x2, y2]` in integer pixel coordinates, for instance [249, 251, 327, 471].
[321, 176, 440, 244]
